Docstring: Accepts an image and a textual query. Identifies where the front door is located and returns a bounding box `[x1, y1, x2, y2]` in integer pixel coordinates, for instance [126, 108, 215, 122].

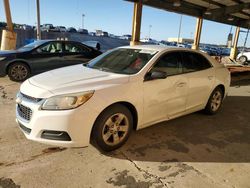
[28, 41, 64, 73]
[143, 52, 188, 126]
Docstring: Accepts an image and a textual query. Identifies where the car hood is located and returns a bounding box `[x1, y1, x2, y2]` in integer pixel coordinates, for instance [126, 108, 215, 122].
[0, 50, 18, 56]
[0, 49, 29, 57]
[22, 64, 130, 98]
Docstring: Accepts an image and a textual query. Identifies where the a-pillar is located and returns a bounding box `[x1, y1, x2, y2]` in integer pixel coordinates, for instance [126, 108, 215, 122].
[192, 17, 203, 50]
[230, 26, 240, 60]
[130, 0, 143, 46]
[1, 0, 17, 50]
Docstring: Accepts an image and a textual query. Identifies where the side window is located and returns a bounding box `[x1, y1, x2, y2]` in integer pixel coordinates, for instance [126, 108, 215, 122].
[182, 52, 211, 73]
[37, 42, 63, 54]
[65, 43, 87, 53]
[151, 52, 182, 76]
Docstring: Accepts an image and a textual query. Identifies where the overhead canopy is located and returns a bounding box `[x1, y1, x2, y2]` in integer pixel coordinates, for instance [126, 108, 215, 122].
[126, 0, 250, 29]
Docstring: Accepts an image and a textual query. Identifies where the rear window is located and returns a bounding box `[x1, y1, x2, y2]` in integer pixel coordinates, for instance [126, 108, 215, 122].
[181, 52, 212, 73]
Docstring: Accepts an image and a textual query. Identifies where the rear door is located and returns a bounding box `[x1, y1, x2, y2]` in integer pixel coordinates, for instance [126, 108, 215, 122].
[63, 41, 94, 65]
[180, 52, 214, 111]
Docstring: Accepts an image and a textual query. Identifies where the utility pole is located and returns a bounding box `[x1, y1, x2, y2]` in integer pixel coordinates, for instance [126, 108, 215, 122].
[36, 0, 41, 40]
[241, 28, 249, 56]
[148, 24, 152, 39]
[82, 14, 85, 29]
[177, 14, 183, 45]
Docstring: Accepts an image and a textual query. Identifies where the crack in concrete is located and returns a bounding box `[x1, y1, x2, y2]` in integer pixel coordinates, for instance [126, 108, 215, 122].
[120, 151, 232, 188]
[120, 151, 169, 188]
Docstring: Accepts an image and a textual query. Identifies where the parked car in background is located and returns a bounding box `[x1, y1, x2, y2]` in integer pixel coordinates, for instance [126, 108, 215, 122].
[96, 30, 103, 36]
[236, 51, 250, 64]
[22, 24, 33, 30]
[0, 21, 7, 28]
[41, 24, 55, 32]
[0, 40, 102, 81]
[67, 27, 77, 33]
[78, 29, 88, 34]
[200, 46, 220, 56]
[56, 26, 67, 32]
[220, 48, 230, 56]
[159, 41, 177, 47]
[89, 32, 96, 36]
[102, 32, 109, 37]
[140, 38, 158, 44]
[95, 30, 108, 37]
[120, 34, 132, 40]
[16, 45, 230, 151]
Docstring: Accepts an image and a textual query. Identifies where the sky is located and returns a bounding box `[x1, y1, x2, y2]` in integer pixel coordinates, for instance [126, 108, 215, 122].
[0, 0, 249, 46]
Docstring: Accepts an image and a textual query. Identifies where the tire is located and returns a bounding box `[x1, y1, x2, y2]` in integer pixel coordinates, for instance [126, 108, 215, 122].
[239, 56, 247, 64]
[8, 62, 30, 82]
[205, 87, 223, 115]
[92, 104, 133, 151]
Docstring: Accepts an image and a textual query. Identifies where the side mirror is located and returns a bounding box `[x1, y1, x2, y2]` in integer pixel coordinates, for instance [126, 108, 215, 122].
[145, 70, 167, 81]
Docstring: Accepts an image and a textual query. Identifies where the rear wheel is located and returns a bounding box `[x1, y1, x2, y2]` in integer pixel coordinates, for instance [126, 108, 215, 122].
[92, 104, 133, 151]
[8, 62, 30, 82]
[239, 56, 247, 64]
[205, 87, 223, 115]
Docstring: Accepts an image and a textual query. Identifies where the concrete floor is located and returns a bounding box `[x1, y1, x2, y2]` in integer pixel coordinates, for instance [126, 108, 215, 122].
[0, 76, 250, 188]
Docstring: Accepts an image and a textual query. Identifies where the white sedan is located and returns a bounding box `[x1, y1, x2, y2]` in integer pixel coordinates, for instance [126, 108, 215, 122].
[236, 51, 250, 64]
[16, 45, 230, 151]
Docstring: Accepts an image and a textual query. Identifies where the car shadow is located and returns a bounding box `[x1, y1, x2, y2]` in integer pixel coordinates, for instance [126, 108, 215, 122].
[102, 96, 250, 163]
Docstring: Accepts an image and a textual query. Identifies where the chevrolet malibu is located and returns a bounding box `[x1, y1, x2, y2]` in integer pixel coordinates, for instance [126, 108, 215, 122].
[16, 45, 230, 151]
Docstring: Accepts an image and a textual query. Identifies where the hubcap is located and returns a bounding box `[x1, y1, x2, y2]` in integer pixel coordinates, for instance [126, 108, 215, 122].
[211, 91, 222, 112]
[102, 113, 129, 146]
[10, 65, 28, 81]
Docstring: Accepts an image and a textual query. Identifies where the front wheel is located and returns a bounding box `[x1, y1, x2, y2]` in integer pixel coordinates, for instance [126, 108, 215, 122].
[205, 87, 223, 115]
[8, 62, 30, 82]
[92, 104, 133, 151]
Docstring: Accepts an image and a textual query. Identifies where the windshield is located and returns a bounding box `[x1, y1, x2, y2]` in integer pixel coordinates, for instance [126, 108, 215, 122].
[87, 48, 158, 74]
[18, 40, 47, 52]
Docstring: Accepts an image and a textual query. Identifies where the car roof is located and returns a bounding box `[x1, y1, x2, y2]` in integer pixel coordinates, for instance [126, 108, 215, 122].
[37, 39, 81, 43]
[119, 45, 185, 52]
[119, 45, 222, 68]
[119, 44, 215, 55]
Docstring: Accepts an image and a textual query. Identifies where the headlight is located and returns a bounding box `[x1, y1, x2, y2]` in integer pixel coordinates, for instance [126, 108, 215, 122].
[0, 57, 6, 61]
[41, 91, 94, 110]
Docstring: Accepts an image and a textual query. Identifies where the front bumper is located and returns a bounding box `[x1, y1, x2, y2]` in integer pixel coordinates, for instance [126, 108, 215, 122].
[16, 93, 99, 147]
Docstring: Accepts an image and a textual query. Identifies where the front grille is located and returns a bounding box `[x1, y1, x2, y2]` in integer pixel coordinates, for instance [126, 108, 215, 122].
[17, 104, 32, 121]
[20, 92, 43, 103]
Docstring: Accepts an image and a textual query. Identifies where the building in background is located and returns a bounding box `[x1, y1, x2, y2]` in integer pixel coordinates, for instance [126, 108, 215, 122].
[167, 37, 194, 44]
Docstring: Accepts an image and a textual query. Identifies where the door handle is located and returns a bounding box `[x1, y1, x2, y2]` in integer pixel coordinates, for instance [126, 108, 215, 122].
[177, 82, 187, 87]
[208, 76, 214, 80]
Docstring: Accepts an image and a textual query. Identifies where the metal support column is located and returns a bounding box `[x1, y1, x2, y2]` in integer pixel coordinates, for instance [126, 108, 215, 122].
[36, 0, 41, 40]
[230, 26, 240, 60]
[192, 17, 203, 50]
[130, 0, 142, 46]
[1, 0, 17, 50]
[3, 0, 13, 31]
